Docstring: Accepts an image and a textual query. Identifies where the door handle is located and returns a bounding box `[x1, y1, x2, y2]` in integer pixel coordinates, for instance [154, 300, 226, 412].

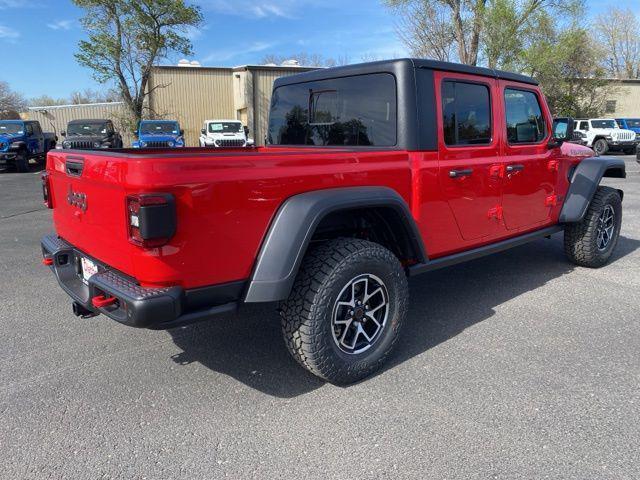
[449, 168, 473, 178]
[506, 164, 525, 172]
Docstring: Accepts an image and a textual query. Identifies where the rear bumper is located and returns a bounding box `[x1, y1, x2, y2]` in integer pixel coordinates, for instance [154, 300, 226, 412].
[41, 234, 241, 329]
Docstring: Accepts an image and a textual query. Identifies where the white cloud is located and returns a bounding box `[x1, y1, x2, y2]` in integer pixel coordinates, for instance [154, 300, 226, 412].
[0, 24, 19, 41]
[0, 0, 25, 8]
[196, 0, 297, 19]
[47, 19, 73, 31]
[202, 41, 276, 63]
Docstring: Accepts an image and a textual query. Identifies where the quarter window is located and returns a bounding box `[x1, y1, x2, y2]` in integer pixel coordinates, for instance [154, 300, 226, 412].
[504, 89, 546, 143]
[441, 81, 492, 146]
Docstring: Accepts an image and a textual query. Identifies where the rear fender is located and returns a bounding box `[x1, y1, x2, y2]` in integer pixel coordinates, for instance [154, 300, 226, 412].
[244, 187, 425, 303]
[559, 157, 625, 223]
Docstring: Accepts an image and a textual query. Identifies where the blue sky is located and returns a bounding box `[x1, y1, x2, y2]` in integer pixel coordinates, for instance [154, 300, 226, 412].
[0, 0, 637, 99]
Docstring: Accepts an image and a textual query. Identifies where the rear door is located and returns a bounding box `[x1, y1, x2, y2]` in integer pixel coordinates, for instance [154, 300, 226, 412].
[499, 82, 556, 230]
[436, 71, 504, 241]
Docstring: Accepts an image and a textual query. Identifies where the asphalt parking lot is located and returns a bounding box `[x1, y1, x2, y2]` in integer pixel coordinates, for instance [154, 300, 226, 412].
[1, 157, 639, 479]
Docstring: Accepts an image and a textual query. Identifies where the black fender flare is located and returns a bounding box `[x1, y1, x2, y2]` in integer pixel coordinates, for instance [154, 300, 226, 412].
[559, 156, 625, 223]
[244, 186, 426, 303]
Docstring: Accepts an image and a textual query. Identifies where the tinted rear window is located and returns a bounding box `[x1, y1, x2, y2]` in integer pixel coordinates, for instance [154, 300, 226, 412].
[268, 73, 397, 147]
[441, 81, 492, 146]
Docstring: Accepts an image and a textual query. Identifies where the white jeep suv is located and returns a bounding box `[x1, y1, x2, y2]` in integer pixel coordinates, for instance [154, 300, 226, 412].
[573, 118, 638, 156]
[199, 120, 254, 148]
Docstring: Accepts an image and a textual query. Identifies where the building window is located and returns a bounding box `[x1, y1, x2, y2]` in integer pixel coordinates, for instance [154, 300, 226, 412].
[605, 100, 617, 114]
[441, 81, 492, 146]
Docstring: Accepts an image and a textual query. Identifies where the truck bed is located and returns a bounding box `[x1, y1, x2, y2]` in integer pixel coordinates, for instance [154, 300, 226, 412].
[46, 146, 414, 289]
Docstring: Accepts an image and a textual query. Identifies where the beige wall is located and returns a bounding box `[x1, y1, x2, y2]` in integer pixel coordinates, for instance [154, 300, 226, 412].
[149, 65, 318, 146]
[148, 66, 235, 147]
[27, 102, 133, 145]
[607, 81, 640, 117]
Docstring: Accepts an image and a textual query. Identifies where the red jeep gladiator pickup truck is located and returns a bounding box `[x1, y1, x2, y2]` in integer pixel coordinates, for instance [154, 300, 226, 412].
[41, 59, 625, 383]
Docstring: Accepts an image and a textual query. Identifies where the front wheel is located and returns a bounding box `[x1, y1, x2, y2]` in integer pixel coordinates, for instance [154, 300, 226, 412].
[593, 138, 609, 156]
[15, 150, 29, 173]
[279, 238, 408, 384]
[564, 186, 622, 268]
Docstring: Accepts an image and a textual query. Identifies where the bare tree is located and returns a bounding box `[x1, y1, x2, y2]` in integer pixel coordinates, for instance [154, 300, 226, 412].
[0, 81, 26, 118]
[595, 8, 640, 79]
[385, 0, 561, 66]
[393, 1, 456, 61]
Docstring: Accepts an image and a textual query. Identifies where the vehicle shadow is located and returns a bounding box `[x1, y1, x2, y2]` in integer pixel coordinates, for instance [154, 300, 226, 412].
[166, 234, 640, 398]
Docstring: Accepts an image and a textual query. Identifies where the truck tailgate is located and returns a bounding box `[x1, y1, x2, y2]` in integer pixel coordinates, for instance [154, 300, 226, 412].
[48, 151, 134, 275]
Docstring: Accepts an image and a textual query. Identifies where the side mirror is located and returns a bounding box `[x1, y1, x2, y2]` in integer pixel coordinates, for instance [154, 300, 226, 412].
[200, 128, 206, 135]
[180, 129, 185, 136]
[243, 126, 249, 136]
[61, 131, 66, 137]
[549, 117, 574, 148]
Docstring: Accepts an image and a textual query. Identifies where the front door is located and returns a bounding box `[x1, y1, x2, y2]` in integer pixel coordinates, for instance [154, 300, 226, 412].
[499, 83, 556, 230]
[436, 72, 504, 241]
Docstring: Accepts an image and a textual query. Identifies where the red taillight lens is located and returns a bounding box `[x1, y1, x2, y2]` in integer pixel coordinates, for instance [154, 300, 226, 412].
[126, 194, 176, 248]
[41, 172, 53, 209]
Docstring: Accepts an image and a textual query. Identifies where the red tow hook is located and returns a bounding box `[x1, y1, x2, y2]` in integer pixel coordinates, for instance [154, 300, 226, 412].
[92, 295, 118, 308]
[42, 257, 54, 266]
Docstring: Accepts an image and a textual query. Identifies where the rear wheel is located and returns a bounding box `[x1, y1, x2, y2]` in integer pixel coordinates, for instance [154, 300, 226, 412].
[593, 138, 609, 156]
[15, 150, 29, 173]
[279, 238, 408, 384]
[564, 186, 622, 268]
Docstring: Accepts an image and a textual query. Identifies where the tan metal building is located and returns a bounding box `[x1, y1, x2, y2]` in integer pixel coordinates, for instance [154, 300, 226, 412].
[148, 64, 318, 146]
[605, 79, 640, 117]
[28, 102, 133, 146]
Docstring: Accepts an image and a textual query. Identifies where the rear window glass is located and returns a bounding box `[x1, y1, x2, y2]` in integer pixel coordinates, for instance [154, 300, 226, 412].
[268, 73, 397, 147]
[442, 81, 492, 146]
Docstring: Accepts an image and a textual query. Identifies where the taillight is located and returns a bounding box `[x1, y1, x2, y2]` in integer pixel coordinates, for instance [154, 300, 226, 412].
[41, 172, 53, 209]
[126, 193, 176, 248]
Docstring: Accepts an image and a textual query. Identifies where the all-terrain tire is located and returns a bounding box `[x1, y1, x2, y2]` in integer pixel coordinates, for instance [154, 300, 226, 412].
[593, 138, 608, 156]
[564, 186, 622, 268]
[15, 150, 29, 173]
[279, 238, 408, 384]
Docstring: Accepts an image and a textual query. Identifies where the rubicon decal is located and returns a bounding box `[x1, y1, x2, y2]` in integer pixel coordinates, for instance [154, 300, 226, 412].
[67, 185, 87, 212]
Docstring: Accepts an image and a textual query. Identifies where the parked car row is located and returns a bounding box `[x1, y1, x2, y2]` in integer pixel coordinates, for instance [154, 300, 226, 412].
[570, 117, 640, 156]
[58, 118, 253, 151]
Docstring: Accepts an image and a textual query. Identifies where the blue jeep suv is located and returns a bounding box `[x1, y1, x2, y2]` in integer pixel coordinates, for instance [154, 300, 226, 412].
[0, 120, 57, 172]
[132, 120, 185, 148]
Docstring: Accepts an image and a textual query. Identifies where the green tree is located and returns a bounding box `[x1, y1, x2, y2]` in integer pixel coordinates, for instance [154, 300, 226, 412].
[385, 0, 567, 67]
[519, 10, 612, 117]
[73, 0, 202, 124]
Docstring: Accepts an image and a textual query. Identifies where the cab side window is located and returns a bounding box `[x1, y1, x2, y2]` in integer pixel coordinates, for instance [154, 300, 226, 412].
[25, 123, 34, 136]
[504, 89, 546, 143]
[579, 121, 589, 131]
[442, 81, 492, 146]
[32, 123, 42, 135]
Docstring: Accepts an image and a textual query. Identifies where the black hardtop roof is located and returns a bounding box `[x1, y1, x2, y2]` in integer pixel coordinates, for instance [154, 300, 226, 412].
[273, 58, 538, 88]
[68, 118, 111, 124]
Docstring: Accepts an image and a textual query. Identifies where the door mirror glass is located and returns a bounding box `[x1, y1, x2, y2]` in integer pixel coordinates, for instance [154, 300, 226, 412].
[61, 131, 66, 137]
[201, 128, 206, 135]
[549, 117, 574, 148]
